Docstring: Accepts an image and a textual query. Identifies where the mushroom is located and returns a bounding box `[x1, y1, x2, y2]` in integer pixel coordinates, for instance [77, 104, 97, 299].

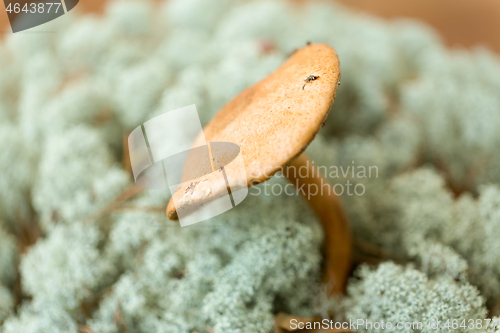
[167, 43, 351, 294]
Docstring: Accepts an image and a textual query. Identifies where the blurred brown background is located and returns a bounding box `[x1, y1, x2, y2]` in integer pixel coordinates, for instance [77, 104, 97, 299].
[1, 0, 500, 54]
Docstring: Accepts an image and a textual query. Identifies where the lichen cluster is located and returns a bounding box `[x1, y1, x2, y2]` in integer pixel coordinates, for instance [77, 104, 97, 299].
[1, 0, 500, 332]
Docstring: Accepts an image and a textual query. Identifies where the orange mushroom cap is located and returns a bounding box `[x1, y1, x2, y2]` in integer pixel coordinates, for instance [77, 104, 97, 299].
[168, 43, 341, 220]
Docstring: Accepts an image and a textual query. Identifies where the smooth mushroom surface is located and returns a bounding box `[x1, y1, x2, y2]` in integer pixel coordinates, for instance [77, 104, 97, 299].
[167, 43, 341, 219]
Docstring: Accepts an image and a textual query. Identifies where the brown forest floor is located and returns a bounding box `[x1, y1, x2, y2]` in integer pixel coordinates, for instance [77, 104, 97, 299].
[1, 0, 500, 54]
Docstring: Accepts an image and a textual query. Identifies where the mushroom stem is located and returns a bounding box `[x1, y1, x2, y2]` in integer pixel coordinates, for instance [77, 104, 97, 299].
[285, 153, 352, 295]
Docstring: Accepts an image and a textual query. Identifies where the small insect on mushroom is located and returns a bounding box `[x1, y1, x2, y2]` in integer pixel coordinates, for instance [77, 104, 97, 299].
[184, 181, 200, 194]
[302, 75, 320, 90]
